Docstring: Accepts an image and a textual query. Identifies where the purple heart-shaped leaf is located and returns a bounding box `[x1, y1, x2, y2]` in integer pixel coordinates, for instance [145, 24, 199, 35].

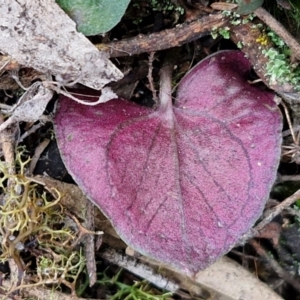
[54, 51, 282, 275]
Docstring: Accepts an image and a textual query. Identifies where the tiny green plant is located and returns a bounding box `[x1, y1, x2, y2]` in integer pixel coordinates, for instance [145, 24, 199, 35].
[219, 27, 231, 39]
[132, 0, 184, 25]
[96, 268, 172, 300]
[211, 11, 254, 40]
[150, 0, 184, 15]
[211, 26, 231, 39]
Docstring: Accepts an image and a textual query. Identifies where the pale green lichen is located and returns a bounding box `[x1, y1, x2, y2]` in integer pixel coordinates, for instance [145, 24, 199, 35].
[262, 31, 300, 89]
[0, 147, 85, 295]
[212, 6, 300, 90]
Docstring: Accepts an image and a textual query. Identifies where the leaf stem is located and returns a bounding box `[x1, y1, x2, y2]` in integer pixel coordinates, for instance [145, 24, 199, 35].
[158, 48, 180, 111]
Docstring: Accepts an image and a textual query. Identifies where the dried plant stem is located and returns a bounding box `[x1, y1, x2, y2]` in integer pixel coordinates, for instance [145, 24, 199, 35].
[240, 189, 300, 245]
[285, 206, 300, 219]
[239, 189, 300, 246]
[0, 13, 227, 73]
[0, 133, 15, 177]
[147, 52, 158, 103]
[230, 249, 261, 261]
[0, 116, 17, 188]
[100, 13, 226, 57]
[283, 125, 300, 137]
[281, 100, 296, 143]
[277, 174, 300, 182]
[255, 189, 300, 233]
[159, 48, 180, 110]
[99, 247, 179, 292]
[29, 138, 50, 174]
[1, 279, 95, 299]
[18, 122, 46, 143]
[64, 211, 103, 248]
[82, 201, 97, 287]
[249, 239, 300, 292]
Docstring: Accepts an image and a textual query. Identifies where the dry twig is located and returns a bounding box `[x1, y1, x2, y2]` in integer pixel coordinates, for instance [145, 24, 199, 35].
[147, 52, 158, 103]
[240, 189, 300, 244]
[250, 239, 300, 293]
[0, 13, 227, 74]
[81, 201, 97, 287]
[29, 138, 51, 174]
[100, 247, 179, 293]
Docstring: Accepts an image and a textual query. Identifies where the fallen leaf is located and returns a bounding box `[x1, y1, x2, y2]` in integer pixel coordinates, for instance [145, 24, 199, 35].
[0, 0, 123, 90]
[100, 248, 283, 299]
[54, 50, 282, 275]
[98, 87, 118, 103]
[0, 82, 53, 133]
[195, 256, 283, 300]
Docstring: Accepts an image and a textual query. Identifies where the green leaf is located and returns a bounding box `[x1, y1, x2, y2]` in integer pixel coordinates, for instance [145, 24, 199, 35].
[56, 0, 130, 36]
[236, 0, 264, 15]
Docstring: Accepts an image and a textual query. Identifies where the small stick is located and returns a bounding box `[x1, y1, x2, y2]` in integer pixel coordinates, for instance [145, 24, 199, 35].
[255, 189, 300, 232]
[44, 82, 103, 106]
[0, 13, 227, 73]
[284, 206, 300, 219]
[83, 201, 97, 287]
[29, 138, 51, 174]
[0, 281, 93, 300]
[0, 116, 17, 185]
[0, 57, 11, 76]
[18, 122, 46, 143]
[10, 70, 30, 90]
[240, 189, 300, 244]
[99, 247, 179, 293]
[100, 13, 226, 57]
[282, 125, 300, 137]
[277, 174, 300, 182]
[281, 100, 296, 143]
[147, 52, 158, 103]
[249, 239, 300, 292]
[230, 249, 261, 261]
